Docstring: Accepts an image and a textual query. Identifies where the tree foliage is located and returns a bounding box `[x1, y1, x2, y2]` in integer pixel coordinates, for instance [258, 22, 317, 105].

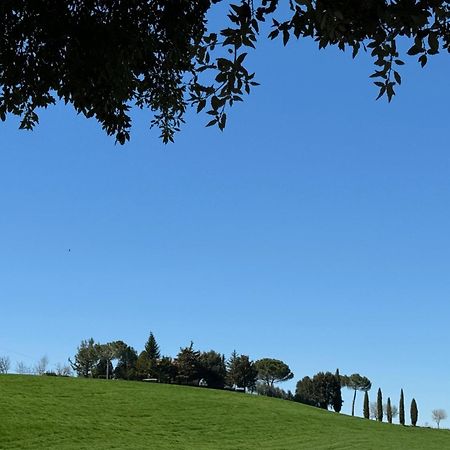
[114, 344, 138, 380]
[1, 1, 448, 143]
[295, 371, 342, 411]
[156, 356, 178, 383]
[69, 338, 99, 377]
[399, 388, 405, 425]
[135, 351, 152, 380]
[376, 388, 383, 422]
[410, 398, 418, 427]
[144, 332, 161, 361]
[226, 351, 257, 392]
[333, 369, 343, 413]
[0, 0, 210, 144]
[255, 382, 293, 400]
[92, 357, 114, 379]
[254, 358, 294, 387]
[175, 342, 201, 385]
[295, 376, 316, 406]
[342, 373, 371, 417]
[198, 350, 227, 388]
[363, 391, 370, 419]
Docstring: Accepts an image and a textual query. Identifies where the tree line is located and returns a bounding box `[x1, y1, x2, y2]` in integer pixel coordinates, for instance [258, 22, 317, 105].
[68, 334, 293, 393]
[3, 332, 443, 427]
[65, 332, 426, 427]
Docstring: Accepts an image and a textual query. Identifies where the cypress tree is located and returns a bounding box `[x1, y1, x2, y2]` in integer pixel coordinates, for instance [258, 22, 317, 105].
[387, 397, 393, 424]
[377, 388, 383, 422]
[363, 391, 370, 419]
[333, 369, 343, 413]
[410, 398, 418, 426]
[226, 350, 239, 387]
[399, 389, 405, 425]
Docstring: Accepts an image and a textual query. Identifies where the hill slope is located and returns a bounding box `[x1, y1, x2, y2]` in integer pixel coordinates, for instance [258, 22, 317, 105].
[1, 375, 449, 449]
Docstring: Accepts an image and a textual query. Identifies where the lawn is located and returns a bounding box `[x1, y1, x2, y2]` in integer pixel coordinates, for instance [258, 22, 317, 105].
[1, 375, 449, 449]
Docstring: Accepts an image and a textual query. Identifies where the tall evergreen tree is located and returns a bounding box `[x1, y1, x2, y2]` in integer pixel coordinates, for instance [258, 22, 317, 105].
[377, 388, 383, 422]
[145, 332, 161, 361]
[227, 352, 257, 392]
[332, 369, 343, 413]
[69, 338, 99, 378]
[156, 356, 178, 384]
[227, 351, 239, 386]
[363, 391, 370, 419]
[199, 350, 227, 389]
[311, 372, 331, 410]
[175, 341, 201, 385]
[387, 397, 393, 424]
[410, 398, 418, 427]
[399, 389, 405, 425]
[295, 376, 316, 407]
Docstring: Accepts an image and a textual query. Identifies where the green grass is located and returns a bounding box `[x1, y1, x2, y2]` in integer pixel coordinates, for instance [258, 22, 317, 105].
[1, 375, 449, 449]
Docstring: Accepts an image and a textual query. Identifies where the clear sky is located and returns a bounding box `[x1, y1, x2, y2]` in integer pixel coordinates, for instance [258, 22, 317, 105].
[1, 13, 449, 427]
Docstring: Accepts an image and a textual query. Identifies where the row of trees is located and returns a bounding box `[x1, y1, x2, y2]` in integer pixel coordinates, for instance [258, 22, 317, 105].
[295, 370, 343, 412]
[295, 371, 423, 427]
[69, 334, 294, 392]
[69, 333, 431, 427]
[6, 332, 445, 428]
[361, 388, 419, 427]
[70, 332, 426, 427]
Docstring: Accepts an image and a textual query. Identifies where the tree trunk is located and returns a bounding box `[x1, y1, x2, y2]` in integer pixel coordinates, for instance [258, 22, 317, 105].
[106, 359, 109, 380]
[352, 389, 357, 416]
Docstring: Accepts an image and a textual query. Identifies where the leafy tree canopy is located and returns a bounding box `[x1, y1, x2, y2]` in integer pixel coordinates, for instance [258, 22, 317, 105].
[255, 358, 294, 386]
[295, 376, 316, 406]
[92, 357, 114, 379]
[342, 373, 371, 416]
[1, 1, 448, 143]
[114, 345, 139, 380]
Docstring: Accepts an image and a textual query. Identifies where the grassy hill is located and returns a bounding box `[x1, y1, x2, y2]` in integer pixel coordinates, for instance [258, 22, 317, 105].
[1, 375, 449, 449]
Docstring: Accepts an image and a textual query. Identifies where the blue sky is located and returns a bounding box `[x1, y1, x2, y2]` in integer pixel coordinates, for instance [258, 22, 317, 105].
[1, 14, 449, 426]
